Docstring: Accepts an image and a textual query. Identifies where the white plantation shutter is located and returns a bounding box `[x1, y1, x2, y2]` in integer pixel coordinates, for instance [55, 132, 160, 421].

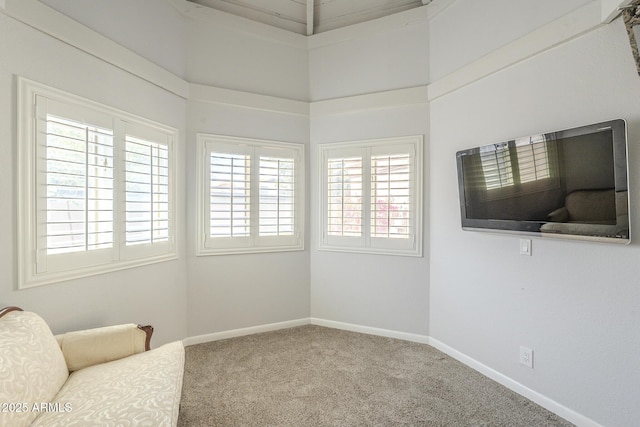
[320, 136, 422, 257]
[480, 144, 514, 190]
[327, 157, 363, 237]
[124, 135, 170, 246]
[514, 138, 551, 183]
[259, 156, 295, 237]
[370, 153, 411, 239]
[477, 137, 558, 201]
[198, 135, 304, 255]
[18, 79, 177, 288]
[45, 115, 114, 255]
[209, 151, 251, 239]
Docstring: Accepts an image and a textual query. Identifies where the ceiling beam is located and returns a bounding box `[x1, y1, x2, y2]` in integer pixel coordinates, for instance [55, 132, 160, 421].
[306, 0, 314, 35]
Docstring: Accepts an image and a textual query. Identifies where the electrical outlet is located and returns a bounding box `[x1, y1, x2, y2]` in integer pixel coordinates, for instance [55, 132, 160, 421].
[520, 346, 533, 368]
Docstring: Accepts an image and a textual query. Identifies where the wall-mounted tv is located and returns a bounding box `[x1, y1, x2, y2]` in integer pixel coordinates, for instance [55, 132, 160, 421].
[456, 119, 630, 244]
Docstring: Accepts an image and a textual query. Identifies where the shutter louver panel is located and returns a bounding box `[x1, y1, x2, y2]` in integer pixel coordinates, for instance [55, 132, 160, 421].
[480, 144, 514, 190]
[370, 153, 412, 239]
[209, 152, 251, 238]
[45, 115, 114, 255]
[259, 156, 295, 237]
[476, 138, 559, 203]
[125, 136, 170, 246]
[327, 157, 363, 237]
[515, 139, 551, 184]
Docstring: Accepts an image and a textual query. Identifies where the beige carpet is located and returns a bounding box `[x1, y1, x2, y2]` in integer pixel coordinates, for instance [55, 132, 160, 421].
[178, 325, 574, 426]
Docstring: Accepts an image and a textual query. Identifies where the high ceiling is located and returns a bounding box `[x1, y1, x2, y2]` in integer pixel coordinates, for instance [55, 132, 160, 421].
[187, 0, 429, 35]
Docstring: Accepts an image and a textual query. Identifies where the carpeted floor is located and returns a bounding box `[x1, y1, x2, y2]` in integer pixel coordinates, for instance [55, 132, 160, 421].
[178, 325, 574, 426]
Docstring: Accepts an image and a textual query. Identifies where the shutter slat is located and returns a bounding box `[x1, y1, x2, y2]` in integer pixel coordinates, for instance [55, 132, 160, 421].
[45, 114, 115, 255]
[125, 136, 170, 246]
[259, 155, 296, 237]
[370, 153, 412, 239]
[327, 157, 363, 237]
[209, 153, 251, 238]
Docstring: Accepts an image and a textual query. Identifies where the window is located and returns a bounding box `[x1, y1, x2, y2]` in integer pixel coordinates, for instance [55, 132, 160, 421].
[479, 144, 514, 190]
[479, 136, 558, 200]
[196, 134, 304, 255]
[319, 136, 423, 256]
[124, 134, 171, 247]
[17, 78, 177, 288]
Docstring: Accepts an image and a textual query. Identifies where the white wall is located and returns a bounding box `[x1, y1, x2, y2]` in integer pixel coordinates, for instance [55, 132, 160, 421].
[184, 5, 309, 101]
[0, 7, 188, 345]
[182, 6, 312, 336]
[428, 0, 594, 81]
[308, 10, 429, 101]
[40, 0, 186, 78]
[185, 99, 311, 336]
[429, 11, 640, 427]
[308, 16, 430, 337]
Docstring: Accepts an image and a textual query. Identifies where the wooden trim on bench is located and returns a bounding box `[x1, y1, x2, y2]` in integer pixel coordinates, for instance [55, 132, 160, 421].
[137, 324, 154, 351]
[0, 306, 24, 319]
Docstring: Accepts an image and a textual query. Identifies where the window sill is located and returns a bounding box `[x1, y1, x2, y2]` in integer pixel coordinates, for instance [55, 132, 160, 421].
[19, 252, 178, 290]
[317, 245, 422, 257]
[196, 245, 305, 257]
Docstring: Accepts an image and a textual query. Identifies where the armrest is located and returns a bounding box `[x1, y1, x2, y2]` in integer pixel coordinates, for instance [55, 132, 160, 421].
[547, 206, 569, 222]
[55, 324, 153, 372]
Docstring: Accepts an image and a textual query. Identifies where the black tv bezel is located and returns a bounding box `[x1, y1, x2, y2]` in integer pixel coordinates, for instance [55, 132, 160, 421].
[455, 119, 630, 244]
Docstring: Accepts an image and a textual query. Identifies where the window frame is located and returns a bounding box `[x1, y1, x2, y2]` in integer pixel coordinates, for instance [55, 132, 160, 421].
[17, 77, 178, 289]
[196, 134, 305, 256]
[318, 135, 423, 257]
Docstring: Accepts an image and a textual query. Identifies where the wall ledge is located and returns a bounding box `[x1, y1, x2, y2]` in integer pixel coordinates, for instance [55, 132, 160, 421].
[189, 83, 310, 116]
[428, 1, 604, 102]
[310, 86, 429, 116]
[1, 0, 190, 98]
[4, 0, 615, 114]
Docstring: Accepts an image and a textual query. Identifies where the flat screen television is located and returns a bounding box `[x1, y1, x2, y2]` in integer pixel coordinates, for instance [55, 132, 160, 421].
[456, 119, 630, 244]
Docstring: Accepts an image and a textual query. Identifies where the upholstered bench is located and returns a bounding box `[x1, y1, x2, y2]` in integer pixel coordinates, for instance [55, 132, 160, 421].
[0, 306, 184, 427]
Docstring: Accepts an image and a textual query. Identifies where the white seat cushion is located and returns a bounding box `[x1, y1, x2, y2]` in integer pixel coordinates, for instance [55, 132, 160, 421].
[31, 341, 185, 427]
[0, 311, 69, 427]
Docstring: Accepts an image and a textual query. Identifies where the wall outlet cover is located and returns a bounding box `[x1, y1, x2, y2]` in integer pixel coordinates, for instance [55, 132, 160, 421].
[520, 346, 534, 368]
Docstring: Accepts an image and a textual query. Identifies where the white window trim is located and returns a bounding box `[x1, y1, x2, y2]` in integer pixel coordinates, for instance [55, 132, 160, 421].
[318, 135, 423, 257]
[17, 77, 178, 289]
[196, 134, 305, 256]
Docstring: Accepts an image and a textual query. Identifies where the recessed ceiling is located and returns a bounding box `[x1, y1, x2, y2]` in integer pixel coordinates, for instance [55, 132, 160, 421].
[187, 0, 427, 35]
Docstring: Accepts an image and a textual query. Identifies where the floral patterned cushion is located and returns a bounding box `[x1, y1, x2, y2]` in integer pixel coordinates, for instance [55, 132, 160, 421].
[31, 341, 184, 427]
[0, 311, 69, 427]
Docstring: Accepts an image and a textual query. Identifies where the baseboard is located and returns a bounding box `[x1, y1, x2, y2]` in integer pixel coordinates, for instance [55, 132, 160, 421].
[183, 317, 430, 346]
[428, 337, 603, 427]
[182, 318, 310, 346]
[309, 317, 430, 344]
